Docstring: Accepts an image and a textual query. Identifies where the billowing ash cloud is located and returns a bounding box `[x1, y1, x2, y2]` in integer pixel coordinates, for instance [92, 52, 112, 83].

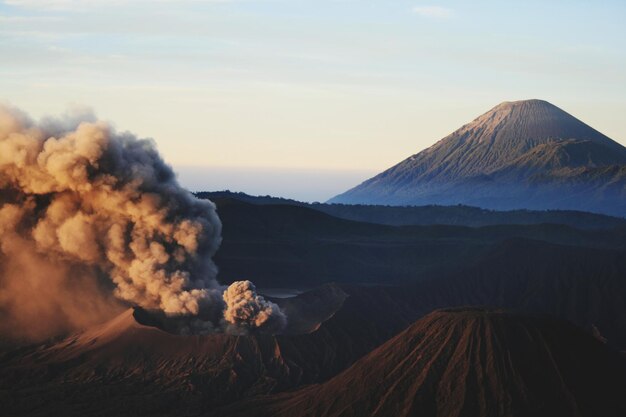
[223, 281, 287, 334]
[0, 104, 285, 343]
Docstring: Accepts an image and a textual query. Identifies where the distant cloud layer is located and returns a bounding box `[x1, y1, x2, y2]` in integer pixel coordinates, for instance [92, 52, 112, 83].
[413, 5, 453, 19]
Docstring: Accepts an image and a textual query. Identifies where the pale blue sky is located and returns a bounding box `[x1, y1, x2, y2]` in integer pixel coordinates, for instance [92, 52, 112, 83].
[1, 0, 625, 200]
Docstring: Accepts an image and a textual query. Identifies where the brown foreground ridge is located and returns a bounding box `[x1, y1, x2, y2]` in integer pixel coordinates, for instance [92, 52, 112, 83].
[217, 308, 626, 417]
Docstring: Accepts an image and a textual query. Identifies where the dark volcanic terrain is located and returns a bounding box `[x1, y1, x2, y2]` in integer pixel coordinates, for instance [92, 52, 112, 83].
[211, 197, 626, 288]
[3, 279, 626, 417]
[210, 198, 626, 349]
[200, 190, 626, 229]
[0, 286, 349, 417]
[3, 197, 626, 417]
[219, 309, 626, 417]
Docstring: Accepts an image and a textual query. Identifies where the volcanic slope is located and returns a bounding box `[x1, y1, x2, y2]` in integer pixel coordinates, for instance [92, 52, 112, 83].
[218, 308, 626, 417]
[330, 99, 626, 216]
[0, 285, 350, 417]
[0, 308, 294, 417]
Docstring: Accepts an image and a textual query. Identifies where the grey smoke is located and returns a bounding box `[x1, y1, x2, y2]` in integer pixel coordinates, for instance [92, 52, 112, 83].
[0, 104, 286, 342]
[223, 280, 287, 334]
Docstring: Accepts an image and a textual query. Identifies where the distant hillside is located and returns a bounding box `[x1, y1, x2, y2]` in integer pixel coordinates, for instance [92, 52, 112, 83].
[208, 198, 626, 290]
[208, 199, 626, 347]
[197, 190, 626, 229]
[329, 100, 626, 217]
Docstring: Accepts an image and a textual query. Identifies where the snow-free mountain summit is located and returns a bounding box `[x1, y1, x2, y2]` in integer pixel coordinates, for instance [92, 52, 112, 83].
[330, 100, 626, 216]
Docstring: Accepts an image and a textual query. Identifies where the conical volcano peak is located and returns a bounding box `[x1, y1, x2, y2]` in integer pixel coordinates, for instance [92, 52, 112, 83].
[459, 99, 607, 146]
[221, 309, 626, 417]
[492, 98, 555, 110]
[482, 99, 567, 122]
[330, 99, 626, 215]
[405, 98, 625, 180]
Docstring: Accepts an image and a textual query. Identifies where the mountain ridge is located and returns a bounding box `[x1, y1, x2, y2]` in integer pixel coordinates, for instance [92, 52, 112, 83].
[217, 308, 626, 417]
[198, 191, 626, 227]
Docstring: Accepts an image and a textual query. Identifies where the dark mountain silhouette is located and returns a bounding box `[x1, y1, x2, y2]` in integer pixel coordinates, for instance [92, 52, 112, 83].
[218, 309, 626, 417]
[405, 238, 626, 350]
[199, 191, 626, 229]
[212, 198, 626, 288]
[212, 199, 626, 351]
[330, 100, 626, 216]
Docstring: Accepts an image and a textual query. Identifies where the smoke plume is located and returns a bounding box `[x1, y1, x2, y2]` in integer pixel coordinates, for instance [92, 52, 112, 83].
[223, 281, 287, 334]
[0, 104, 286, 343]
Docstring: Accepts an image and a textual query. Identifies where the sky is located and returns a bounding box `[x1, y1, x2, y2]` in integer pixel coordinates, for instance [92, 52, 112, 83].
[1, 0, 626, 201]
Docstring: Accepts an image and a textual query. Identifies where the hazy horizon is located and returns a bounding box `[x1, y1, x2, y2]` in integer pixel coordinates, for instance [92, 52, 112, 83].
[175, 165, 377, 202]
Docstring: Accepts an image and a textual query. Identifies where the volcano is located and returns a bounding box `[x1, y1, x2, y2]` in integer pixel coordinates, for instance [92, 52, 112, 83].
[0, 285, 350, 416]
[219, 308, 626, 417]
[0, 308, 294, 416]
[330, 100, 626, 216]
